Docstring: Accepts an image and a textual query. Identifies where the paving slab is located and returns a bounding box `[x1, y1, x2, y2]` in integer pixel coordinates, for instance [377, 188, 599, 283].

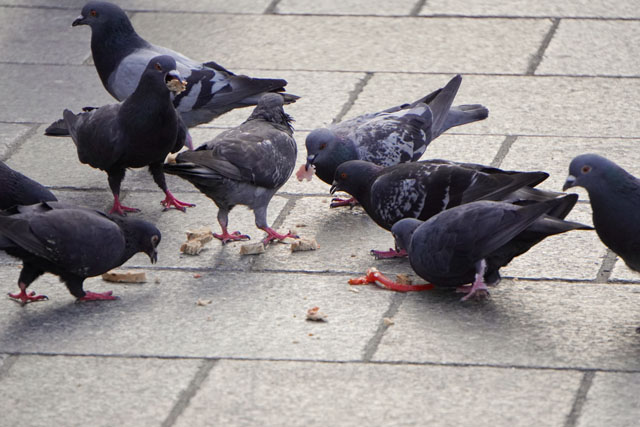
[352, 74, 640, 138]
[131, 14, 551, 74]
[176, 359, 582, 427]
[611, 260, 640, 283]
[0, 122, 33, 159]
[374, 280, 640, 370]
[0, 354, 202, 427]
[537, 20, 640, 77]
[420, 0, 640, 18]
[277, 0, 416, 16]
[0, 0, 272, 13]
[578, 372, 640, 427]
[0, 269, 393, 360]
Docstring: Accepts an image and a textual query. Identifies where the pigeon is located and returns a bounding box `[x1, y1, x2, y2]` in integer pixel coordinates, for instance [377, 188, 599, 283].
[63, 55, 194, 215]
[563, 153, 640, 272]
[380, 197, 591, 300]
[45, 1, 298, 135]
[164, 93, 297, 244]
[296, 74, 488, 206]
[0, 161, 57, 210]
[330, 159, 550, 258]
[0, 201, 160, 304]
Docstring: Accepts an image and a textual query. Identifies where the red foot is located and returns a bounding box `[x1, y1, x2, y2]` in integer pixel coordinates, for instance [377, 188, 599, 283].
[261, 227, 299, 245]
[161, 190, 195, 212]
[110, 196, 140, 216]
[371, 248, 408, 259]
[78, 290, 118, 302]
[348, 267, 433, 292]
[8, 289, 48, 305]
[330, 197, 359, 209]
[213, 230, 251, 245]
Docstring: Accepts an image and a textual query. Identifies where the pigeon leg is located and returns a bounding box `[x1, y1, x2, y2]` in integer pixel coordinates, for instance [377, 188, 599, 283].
[457, 259, 490, 301]
[8, 266, 47, 305]
[108, 169, 139, 215]
[260, 227, 299, 244]
[348, 267, 433, 292]
[148, 163, 195, 212]
[330, 196, 359, 209]
[65, 277, 117, 302]
[110, 194, 140, 216]
[213, 209, 250, 244]
[371, 248, 408, 259]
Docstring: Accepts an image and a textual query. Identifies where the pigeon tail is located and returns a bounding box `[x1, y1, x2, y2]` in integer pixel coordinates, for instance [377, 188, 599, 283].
[44, 119, 69, 136]
[440, 104, 489, 136]
[424, 74, 462, 138]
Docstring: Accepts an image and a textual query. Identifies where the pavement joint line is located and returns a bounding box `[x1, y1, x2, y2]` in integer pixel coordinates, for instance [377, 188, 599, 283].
[410, 0, 427, 16]
[0, 354, 19, 380]
[160, 359, 217, 427]
[526, 18, 560, 75]
[594, 249, 618, 283]
[263, 0, 281, 15]
[490, 134, 518, 168]
[332, 72, 373, 124]
[362, 292, 406, 361]
[0, 123, 40, 162]
[7, 352, 640, 374]
[564, 371, 595, 427]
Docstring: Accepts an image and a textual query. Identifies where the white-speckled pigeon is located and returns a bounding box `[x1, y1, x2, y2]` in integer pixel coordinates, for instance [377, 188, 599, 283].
[564, 153, 640, 272]
[63, 55, 194, 216]
[45, 1, 298, 135]
[296, 74, 488, 206]
[0, 201, 160, 304]
[164, 93, 297, 244]
[0, 161, 57, 210]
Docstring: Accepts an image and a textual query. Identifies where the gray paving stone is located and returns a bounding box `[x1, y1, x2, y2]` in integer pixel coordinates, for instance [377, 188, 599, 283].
[176, 359, 581, 427]
[0, 354, 202, 427]
[131, 14, 550, 73]
[277, 0, 416, 15]
[611, 260, 640, 283]
[352, 74, 640, 138]
[537, 20, 640, 77]
[374, 280, 640, 370]
[578, 372, 640, 427]
[0, 63, 113, 124]
[420, 0, 640, 18]
[421, 133, 504, 165]
[0, 268, 393, 360]
[0, 122, 32, 160]
[0, 0, 272, 13]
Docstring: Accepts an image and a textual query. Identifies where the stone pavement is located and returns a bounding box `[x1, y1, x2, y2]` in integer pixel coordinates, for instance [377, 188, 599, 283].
[0, 0, 639, 426]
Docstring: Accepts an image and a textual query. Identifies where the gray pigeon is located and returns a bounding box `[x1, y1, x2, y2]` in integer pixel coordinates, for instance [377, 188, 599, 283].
[63, 55, 194, 215]
[296, 74, 488, 206]
[331, 159, 550, 258]
[0, 201, 160, 304]
[564, 153, 640, 272]
[46, 1, 298, 135]
[164, 93, 297, 244]
[0, 161, 57, 210]
[390, 197, 591, 300]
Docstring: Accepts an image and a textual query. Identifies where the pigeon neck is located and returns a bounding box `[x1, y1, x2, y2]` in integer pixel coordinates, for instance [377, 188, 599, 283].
[247, 108, 294, 135]
[91, 24, 148, 90]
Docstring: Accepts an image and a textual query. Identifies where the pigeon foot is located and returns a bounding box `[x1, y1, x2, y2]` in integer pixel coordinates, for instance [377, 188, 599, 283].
[349, 267, 433, 292]
[214, 230, 251, 245]
[329, 197, 359, 209]
[261, 227, 299, 245]
[109, 201, 140, 216]
[8, 287, 48, 305]
[78, 290, 117, 302]
[457, 259, 490, 301]
[371, 248, 408, 259]
[161, 191, 195, 212]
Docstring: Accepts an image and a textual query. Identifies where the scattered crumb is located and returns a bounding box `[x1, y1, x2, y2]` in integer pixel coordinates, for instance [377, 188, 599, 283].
[196, 298, 212, 306]
[350, 254, 356, 257]
[308, 333, 314, 337]
[306, 306, 328, 322]
[395, 274, 412, 285]
[166, 78, 187, 93]
[181, 239, 204, 255]
[383, 317, 395, 326]
[291, 238, 319, 252]
[295, 223, 307, 228]
[180, 226, 213, 256]
[292, 340, 299, 344]
[348, 288, 360, 294]
[165, 152, 178, 164]
[240, 242, 266, 255]
[102, 269, 146, 283]
[193, 274, 202, 279]
[154, 278, 161, 284]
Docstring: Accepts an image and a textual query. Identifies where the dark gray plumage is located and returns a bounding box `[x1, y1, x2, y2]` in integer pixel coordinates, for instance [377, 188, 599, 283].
[63, 55, 194, 215]
[45, 1, 297, 135]
[563, 153, 640, 272]
[164, 93, 297, 244]
[0, 201, 160, 304]
[297, 75, 488, 198]
[0, 161, 57, 210]
[391, 197, 591, 300]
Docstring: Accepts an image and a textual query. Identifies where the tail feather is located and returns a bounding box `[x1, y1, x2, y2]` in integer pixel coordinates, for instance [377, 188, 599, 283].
[45, 119, 69, 136]
[442, 104, 489, 132]
[426, 75, 462, 138]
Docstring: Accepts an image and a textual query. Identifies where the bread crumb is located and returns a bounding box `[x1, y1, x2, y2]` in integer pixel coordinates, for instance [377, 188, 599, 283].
[306, 306, 328, 322]
[102, 269, 146, 283]
[291, 238, 319, 252]
[240, 242, 266, 255]
[383, 317, 395, 326]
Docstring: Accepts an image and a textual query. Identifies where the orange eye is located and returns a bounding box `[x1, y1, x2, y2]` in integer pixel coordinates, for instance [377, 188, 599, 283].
[90, 9, 97, 17]
[155, 63, 163, 71]
[151, 235, 159, 245]
[340, 172, 347, 179]
[319, 143, 326, 150]
[581, 165, 592, 174]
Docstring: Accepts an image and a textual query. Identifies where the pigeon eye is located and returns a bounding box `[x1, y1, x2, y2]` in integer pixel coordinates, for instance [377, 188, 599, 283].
[90, 9, 97, 17]
[155, 63, 163, 71]
[581, 165, 592, 174]
[151, 235, 159, 245]
[319, 143, 326, 150]
[340, 172, 347, 179]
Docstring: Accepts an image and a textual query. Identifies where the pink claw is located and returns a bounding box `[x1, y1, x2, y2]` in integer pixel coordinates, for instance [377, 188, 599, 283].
[371, 248, 408, 259]
[348, 267, 433, 292]
[329, 196, 358, 208]
[8, 288, 48, 305]
[261, 227, 299, 245]
[213, 230, 251, 245]
[161, 190, 195, 212]
[78, 290, 118, 302]
[110, 195, 140, 216]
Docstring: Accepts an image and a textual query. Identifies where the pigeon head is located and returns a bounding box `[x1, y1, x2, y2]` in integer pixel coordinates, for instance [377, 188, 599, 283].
[135, 55, 184, 96]
[247, 93, 294, 132]
[563, 153, 630, 193]
[112, 217, 162, 264]
[73, 2, 133, 33]
[305, 128, 358, 183]
[330, 160, 383, 200]
[391, 218, 423, 252]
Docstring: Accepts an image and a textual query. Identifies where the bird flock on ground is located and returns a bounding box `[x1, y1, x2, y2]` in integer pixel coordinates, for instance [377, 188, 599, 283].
[1, 2, 638, 326]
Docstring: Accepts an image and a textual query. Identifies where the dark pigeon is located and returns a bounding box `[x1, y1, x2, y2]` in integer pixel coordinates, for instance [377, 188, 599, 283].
[63, 55, 194, 215]
[389, 197, 591, 300]
[296, 74, 488, 205]
[330, 159, 550, 258]
[564, 153, 640, 272]
[164, 93, 297, 244]
[45, 1, 298, 135]
[0, 161, 57, 210]
[0, 201, 160, 304]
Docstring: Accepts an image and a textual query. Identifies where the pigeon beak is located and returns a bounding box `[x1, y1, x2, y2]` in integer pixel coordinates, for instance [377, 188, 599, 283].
[330, 181, 339, 195]
[562, 175, 576, 191]
[305, 154, 316, 171]
[72, 15, 86, 26]
[166, 70, 187, 93]
[148, 249, 158, 264]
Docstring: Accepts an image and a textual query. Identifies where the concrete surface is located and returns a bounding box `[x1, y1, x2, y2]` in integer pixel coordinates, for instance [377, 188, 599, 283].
[0, 1, 638, 426]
